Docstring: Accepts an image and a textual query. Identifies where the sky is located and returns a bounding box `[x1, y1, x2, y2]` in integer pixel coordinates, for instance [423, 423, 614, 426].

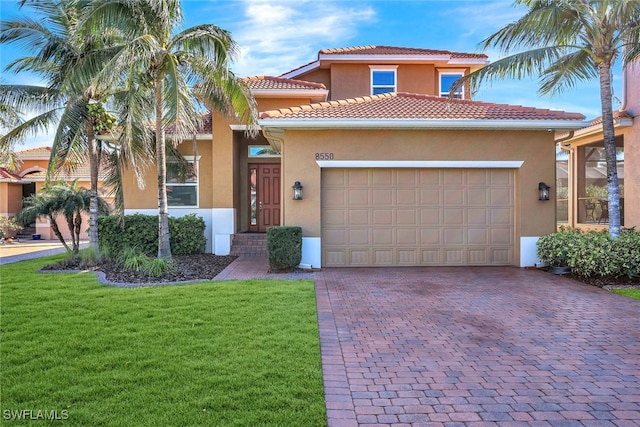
[0, 0, 623, 149]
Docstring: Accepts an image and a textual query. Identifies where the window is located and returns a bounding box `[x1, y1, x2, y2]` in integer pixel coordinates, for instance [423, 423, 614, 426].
[249, 145, 280, 158]
[439, 71, 464, 98]
[576, 140, 624, 225]
[370, 66, 397, 95]
[167, 157, 198, 207]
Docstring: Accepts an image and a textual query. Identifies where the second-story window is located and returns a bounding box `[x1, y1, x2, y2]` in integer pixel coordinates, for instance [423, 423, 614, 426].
[439, 71, 464, 99]
[370, 66, 397, 95]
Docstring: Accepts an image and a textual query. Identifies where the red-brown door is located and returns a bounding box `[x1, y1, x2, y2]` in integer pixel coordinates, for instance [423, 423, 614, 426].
[249, 164, 280, 232]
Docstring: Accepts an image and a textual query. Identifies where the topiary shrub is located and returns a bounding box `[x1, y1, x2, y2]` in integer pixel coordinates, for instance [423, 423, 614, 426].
[267, 226, 302, 272]
[169, 214, 206, 255]
[98, 213, 206, 257]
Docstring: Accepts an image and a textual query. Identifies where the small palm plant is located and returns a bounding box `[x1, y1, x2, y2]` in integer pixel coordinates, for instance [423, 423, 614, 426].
[16, 180, 109, 253]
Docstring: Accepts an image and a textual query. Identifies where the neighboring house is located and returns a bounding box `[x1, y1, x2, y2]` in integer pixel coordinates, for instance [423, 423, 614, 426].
[556, 61, 638, 230]
[0, 146, 112, 240]
[121, 45, 590, 267]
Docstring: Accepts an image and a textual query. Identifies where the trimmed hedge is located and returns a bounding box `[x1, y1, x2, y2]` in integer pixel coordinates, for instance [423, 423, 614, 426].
[537, 227, 640, 279]
[98, 213, 206, 257]
[267, 226, 302, 272]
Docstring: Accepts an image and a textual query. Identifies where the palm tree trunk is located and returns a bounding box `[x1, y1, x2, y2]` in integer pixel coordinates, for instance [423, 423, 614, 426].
[73, 209, 82, 253]
[86, 118, 100, 255]
[598, 62, 621, 238]
[49, 214, 70, 252]
[155, 77, 172, 260]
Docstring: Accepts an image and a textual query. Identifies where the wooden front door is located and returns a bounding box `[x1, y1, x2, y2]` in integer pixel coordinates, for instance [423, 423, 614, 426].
[249, 164, 281, 232]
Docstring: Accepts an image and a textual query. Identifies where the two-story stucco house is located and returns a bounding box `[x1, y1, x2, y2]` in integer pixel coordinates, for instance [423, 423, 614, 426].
[121, 46, 591, 268]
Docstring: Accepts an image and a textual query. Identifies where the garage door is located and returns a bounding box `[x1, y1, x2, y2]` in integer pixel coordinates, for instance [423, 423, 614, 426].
[321, 168, 514, 266]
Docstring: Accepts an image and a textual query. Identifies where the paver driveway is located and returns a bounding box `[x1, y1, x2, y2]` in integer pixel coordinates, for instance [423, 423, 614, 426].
[314, 267, 640, 427]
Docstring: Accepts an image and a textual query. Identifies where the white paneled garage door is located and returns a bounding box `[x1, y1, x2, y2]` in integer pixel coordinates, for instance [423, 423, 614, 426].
[321, 168, 515, 266]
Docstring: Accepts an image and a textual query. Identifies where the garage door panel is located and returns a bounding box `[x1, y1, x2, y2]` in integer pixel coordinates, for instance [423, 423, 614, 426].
[349, 189, 370, 205]
[372, 169, 393, 185]
[443, 169, 464, 185]
[420, 189, 440, 204]
[322, 168, 514, 267]
[348, 209, 369, 225]
[444, 189, 464, 204]
[373, 209, 393, 225]
[348, 169, 369, 185]
[372, 229, 393, 245]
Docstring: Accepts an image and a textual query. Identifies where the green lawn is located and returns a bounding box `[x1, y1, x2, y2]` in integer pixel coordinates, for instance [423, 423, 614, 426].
[611, 288, 640, 300]
[0, 256, 326, 426]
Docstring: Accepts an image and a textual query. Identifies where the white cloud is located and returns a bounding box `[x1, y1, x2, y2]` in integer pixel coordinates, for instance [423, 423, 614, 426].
[228, 0, 377, 76]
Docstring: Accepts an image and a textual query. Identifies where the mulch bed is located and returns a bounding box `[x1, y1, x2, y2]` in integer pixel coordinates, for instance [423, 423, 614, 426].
[41, 254, 238, 284]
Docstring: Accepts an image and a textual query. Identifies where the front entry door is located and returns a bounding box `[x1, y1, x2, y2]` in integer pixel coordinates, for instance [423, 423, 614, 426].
[249, 164, 281, 232]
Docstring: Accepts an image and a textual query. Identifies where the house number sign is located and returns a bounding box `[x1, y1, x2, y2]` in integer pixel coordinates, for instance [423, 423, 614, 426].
[315, 153, 335, 160]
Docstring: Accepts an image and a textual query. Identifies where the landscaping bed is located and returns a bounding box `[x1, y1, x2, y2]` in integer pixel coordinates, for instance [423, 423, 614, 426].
[41, 253, 237, 284]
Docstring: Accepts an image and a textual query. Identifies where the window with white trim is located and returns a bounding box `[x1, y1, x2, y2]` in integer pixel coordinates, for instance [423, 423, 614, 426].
[370, 66, 397, 95]
[439, 71, 464, 99]
[167, 157, 199, 207]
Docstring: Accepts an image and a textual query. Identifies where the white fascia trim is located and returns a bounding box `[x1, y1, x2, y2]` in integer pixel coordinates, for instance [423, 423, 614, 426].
[570, 117, 634, 139]
[251, 89, 329, 99]
[448, 58, 490, 65]
[316, 160, 524, 169]
[258, 119, 592, 131]
[281, 61, 320, 79]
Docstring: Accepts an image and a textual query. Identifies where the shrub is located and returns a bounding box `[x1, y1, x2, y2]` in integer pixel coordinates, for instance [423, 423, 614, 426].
[537, 228, 640, 279]
[98, 214, 206, 257]
[267, 226, 302, 272]
[0, 216, 22, 239]
[142, 258, 174, 278]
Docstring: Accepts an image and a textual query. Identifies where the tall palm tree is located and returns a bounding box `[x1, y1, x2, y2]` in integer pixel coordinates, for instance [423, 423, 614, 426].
[0, 0, 153, 256]
[458, 0, 640, 238]
[16, 180, 109, 253]
[90, 0, 258, 260]
[0, 94, 23, 172]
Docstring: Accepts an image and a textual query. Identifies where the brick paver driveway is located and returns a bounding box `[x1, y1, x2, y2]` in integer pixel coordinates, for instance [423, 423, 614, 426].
[314, 267, 640, 426]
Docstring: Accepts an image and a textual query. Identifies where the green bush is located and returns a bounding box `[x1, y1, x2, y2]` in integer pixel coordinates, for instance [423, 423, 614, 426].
[537, 228, 640, 279]
[98, 214, 206, 257]
[267, 226, 302, 272]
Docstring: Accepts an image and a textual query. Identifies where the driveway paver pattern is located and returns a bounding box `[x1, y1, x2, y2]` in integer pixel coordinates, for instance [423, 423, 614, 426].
[314, 266, 640, 427]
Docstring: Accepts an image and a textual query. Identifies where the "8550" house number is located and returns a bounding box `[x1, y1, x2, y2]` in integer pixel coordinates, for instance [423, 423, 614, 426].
[315, 153, 334, 160]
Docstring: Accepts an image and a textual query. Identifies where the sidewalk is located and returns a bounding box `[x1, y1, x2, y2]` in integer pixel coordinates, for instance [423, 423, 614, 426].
[0, 239, 84, 265]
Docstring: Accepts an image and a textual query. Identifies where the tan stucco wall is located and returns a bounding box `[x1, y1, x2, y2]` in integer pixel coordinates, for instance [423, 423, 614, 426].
[122, 140, 214, 209]
[0, 183, 23, 215]
[256, 97, 316, 111]
[279, 129, 557, 262]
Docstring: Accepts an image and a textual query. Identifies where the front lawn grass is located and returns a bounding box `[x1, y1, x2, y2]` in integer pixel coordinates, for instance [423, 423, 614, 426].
[611, 288, 640, 300]
[0, 256, 326, 426]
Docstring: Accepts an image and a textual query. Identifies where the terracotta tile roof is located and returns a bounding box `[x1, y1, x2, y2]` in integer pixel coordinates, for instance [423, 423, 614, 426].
[259, 92, 586, 121]
[165, 111, 212, 134]
[244, 76, 326, 90]
[319, 45, 487, 60]
[0, 167, 23, 181]
[16, 146, 52, 159]
[588, 110, 632, 126]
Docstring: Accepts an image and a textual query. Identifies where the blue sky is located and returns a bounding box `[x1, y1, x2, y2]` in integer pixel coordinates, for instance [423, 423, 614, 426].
[1, 0, 622, 149]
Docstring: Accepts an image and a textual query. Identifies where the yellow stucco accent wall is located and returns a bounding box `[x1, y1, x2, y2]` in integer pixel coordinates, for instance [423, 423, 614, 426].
[279, 129, 557, 252]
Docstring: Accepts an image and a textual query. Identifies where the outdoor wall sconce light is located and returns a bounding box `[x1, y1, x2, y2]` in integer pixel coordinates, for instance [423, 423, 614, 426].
[292, 181, 303, 200]
[538, 182, 551, 201]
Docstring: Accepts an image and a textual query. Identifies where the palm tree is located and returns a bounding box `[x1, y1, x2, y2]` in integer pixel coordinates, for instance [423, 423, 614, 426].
[0, 84, 25, 172]
[89, 0, 258, 260]
[457, 0, 640, 238]
[0, 0, 153, 256]
[16, 180, 109, 253]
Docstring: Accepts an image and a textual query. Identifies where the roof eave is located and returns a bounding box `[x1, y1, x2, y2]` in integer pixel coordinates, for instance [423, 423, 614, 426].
[251, 88, 329, 101]
[258, 119, 592, 131]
